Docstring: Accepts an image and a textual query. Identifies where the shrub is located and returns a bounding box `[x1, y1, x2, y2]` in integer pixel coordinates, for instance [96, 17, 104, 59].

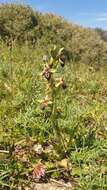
[0, 3, 38, 41]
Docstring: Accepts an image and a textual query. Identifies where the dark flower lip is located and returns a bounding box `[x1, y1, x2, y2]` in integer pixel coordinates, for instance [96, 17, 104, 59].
[42, 65, 52, 81]
[62, 82, 67, 89]
[60, 61, 65, 67]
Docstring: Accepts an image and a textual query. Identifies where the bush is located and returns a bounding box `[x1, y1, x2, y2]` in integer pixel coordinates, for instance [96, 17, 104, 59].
[0, 3, 38, 41]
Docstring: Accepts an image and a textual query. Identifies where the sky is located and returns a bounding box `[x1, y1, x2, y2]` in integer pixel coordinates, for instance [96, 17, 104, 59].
[1, 0, 107, 30]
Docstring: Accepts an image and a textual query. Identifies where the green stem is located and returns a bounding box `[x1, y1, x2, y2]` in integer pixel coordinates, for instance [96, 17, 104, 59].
[50, 81, 67, 154]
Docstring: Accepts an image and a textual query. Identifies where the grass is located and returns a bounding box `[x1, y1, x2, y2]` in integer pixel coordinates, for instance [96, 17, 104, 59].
[0, 42, 107, 190]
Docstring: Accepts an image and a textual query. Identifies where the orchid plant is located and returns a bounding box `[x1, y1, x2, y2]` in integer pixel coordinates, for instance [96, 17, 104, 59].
[40, 46, 68, 154]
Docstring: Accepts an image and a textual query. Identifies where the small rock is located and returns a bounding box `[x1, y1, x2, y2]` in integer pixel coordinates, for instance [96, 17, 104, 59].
[33, 144, 43, 155]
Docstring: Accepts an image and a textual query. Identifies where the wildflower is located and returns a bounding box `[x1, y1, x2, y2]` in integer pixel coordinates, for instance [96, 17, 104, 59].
[39, 95, 52, 110]
[56, 78, 67, 89]
[32, 163, 45, 179]
[42, 64, 52, 81]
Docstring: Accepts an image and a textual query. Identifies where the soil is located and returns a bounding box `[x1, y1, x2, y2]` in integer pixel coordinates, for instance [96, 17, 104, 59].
[20, 180, 73, 190]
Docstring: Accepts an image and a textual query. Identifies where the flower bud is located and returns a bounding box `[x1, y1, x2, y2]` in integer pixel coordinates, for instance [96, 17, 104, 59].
[61, 80, 67, 89]
[59, 54, 66, 67]
[59, 59, 65, 67]
[43, 55, 48, 62]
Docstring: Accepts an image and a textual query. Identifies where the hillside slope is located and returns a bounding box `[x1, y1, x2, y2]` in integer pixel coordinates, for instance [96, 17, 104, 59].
[0, 3, 107, 65]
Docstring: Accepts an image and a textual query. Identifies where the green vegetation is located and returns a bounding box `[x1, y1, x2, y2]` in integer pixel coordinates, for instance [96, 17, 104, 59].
[95, 28, 107, 42]
[0, 3, 107, 190]
[0, 4, 38, 42]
